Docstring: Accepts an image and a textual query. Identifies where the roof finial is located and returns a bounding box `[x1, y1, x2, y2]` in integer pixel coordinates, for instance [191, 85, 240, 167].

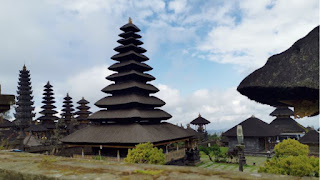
[198, 113, 201, 117]
[23, 64, 26, 71]
[129, 17, 132, 24]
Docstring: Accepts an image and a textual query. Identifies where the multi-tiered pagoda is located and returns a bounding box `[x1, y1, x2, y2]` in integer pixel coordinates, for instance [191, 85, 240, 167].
[269, 106, 306, 141]
[75, 97, 91, 125]
[62, 19, 195, 160]
[61, 93, 75, 125]
[14, 65, 35, 134]
[38, 82, 58, 135]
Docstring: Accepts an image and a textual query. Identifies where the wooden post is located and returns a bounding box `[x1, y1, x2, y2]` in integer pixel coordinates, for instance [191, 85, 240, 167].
[176, 144, 179, 151]
[117, 150, 120, 162]
[166, 145, 168, 154]
[81, 147, 84, 158]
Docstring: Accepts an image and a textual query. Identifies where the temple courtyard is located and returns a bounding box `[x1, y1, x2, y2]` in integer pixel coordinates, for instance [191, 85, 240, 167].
[0, 151, 315, 180]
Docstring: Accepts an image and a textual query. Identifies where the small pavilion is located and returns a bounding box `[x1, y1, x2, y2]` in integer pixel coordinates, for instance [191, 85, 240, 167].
[190, 114, 210, 133]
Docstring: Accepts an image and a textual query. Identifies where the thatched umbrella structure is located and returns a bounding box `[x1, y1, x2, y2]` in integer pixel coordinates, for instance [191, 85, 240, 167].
[237, 26, 319, 118]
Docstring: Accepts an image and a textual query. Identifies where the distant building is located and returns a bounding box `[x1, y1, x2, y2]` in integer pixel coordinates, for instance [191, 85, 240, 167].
[269, 106, 306, 141]
[222, 116, 280, 153]
[299, 130, 319, 156]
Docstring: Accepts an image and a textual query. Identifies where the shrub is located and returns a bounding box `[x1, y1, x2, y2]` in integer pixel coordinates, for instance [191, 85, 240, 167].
[124, 142, 165, 165]
[274, 139, 309, 157]
[259, 155, 319, 177]
[259, 139, 319, 177]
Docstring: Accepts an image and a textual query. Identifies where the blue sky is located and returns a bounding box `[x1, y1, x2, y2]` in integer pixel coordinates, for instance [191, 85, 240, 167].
[0, 0, 319, 130]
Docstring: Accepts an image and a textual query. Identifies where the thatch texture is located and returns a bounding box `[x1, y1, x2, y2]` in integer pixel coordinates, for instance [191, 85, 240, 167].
[102, 81, 158, 94]
[95, 94, 165, 108]
[0, 118, 15, 128]
[299, 130, 319, 145]
[270, 106, 294, 117]
[89, 109, 171, 121]
[61, 122, 194, 144]
[237, 26, 319, 117]
[269, 117, 306, 133]
[190, 115, 210, 125]
[25, 124, 48, 132]
[223, 116, 280, 137]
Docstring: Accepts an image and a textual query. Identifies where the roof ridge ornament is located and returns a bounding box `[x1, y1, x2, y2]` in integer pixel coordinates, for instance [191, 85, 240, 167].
[23, 64, 26, 71]
[129, 17, 132, 24]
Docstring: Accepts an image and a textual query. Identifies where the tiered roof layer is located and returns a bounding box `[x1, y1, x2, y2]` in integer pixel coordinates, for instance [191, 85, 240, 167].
[61, 93, 75, 124]
[37, 82, 58, 128]
[89, 21, 171, 123]
[14, 65, 35, 127]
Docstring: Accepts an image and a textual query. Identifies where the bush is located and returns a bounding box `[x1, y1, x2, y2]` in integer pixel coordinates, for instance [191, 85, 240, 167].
[259, 139, 319, 177]
[274, 139, 309, 157]
[259, 155, 319, 177]
[124, 142, 165, 165]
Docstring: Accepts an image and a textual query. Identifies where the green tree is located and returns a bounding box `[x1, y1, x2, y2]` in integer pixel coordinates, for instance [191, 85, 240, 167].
[199, 144, 225, 162]
[124, 142, 165, 165]
[274, 139, 309, 157]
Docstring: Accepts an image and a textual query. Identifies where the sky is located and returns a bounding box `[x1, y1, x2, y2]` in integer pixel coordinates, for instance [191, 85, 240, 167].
[0, 0, 319, 131]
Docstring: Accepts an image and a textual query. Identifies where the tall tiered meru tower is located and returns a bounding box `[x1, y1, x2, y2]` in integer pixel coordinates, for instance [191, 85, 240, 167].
[90, 18, 171, 124]
[62, 19, 195, 159]
[14, 65, 35, 134]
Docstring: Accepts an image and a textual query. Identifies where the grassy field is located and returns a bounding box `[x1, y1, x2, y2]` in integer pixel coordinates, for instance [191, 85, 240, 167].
[198, 148, 268, 173]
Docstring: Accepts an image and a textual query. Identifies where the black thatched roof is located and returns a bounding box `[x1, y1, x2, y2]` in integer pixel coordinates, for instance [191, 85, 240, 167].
[0, 118, 15, 128]
[106, 70, 155, 82]
[25, 124, 48, 132]
[270, 106, 294, 117]
[237, 26, 319, 111]
[108, 60, 152, 72]
[88, 109, 171, 122]
[102, 81, 158, 94]
[223, 116, 280, 137]
[299, 130, 319, 144]
[95, 94, 165, 108]
[269, 117, 306, 133]
[190, 114, 210, 125]
[61, 122, 194, 144]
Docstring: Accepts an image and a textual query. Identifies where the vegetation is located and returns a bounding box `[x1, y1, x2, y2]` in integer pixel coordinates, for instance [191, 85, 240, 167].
[124, 142, 165, 165]
[259, 139, 319, 177]
[274, 139, 309, 157]
[199, 145, 227, 162]
[208, 133, 221, 141]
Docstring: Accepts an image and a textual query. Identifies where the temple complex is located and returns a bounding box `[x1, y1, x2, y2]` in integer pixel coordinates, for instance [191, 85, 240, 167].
[62, 19, 197, 163]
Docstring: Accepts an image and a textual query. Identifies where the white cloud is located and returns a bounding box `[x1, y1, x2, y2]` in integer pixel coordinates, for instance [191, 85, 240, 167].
[198, 0, 319, 71]
[155, 84, 319, 130]
[168, 0, 188, 14]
